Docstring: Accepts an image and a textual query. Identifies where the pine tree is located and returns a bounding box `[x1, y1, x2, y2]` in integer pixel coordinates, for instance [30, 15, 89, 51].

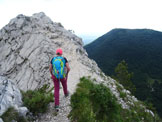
[115, 60, 136, 94]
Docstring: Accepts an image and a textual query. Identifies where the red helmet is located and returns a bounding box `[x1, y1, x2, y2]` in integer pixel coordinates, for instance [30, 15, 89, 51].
[56, 48, 63, 55]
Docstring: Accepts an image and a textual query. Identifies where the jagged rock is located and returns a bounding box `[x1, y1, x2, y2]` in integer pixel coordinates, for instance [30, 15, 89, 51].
[0, 118, 3, 122]
[0, 12, 155, 121]
[15, 106, 29, 117]
[0, 76, 28, 117]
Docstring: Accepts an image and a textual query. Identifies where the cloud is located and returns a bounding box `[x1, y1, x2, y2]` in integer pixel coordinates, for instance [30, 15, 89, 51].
[0, 0, 162, 34]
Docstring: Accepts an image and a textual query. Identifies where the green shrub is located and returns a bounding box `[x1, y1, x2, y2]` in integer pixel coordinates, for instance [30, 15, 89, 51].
[119, 91, 127, 99]
[121, 101, 158, 122]
[69, 77, 121, 122]
[1, 107, 27, 122]
[68, 77, 95, 122]
[115, 82, 123, 92]
[69, 77, 161, 122]
[22, 84, 54, 115]
[89, 83, 121, 121]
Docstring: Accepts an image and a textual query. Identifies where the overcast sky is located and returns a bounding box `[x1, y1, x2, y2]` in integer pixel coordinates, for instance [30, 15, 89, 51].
[0, 0, 162, 42]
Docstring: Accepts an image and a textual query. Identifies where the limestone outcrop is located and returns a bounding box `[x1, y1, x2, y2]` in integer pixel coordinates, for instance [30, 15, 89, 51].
[0, 76, 28, 117]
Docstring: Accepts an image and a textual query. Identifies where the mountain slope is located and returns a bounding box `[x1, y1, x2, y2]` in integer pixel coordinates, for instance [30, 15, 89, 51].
[0, 14, 159, 121]
[85, 28, 162, 77]
[85, 28, 162, 117]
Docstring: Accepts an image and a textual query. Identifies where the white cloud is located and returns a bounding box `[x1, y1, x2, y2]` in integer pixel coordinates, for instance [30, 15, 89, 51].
[0, 0, 162, 36]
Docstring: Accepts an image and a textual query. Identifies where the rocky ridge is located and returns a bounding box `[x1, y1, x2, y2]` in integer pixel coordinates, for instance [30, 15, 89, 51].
[0, 12, 154, 121]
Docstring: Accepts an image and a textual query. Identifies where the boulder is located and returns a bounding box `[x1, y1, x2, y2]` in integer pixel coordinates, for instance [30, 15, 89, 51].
[0, 76, 28, 117]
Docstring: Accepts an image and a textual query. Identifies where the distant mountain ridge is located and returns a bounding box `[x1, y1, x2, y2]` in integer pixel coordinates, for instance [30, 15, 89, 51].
[85, 28, 162, 78]
[85, 28, 162, 117]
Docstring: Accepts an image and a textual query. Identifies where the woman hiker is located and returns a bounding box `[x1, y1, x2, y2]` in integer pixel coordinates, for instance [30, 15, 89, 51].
[49, 48, 70, 111]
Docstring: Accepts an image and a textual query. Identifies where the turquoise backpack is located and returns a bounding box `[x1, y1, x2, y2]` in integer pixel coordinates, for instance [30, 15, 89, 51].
[51, 56, 66, 79]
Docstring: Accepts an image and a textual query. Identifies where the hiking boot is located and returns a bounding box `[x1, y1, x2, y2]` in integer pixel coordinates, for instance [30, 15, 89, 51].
[55, 105, 59, 112]
[65, 91, 69, 97]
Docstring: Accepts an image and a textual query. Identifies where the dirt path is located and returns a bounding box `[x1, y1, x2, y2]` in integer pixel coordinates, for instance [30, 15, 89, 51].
[36, 58, 100, 122]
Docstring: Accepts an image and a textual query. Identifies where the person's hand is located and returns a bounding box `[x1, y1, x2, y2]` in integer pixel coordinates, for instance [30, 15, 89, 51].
[66, 73, 68, 79]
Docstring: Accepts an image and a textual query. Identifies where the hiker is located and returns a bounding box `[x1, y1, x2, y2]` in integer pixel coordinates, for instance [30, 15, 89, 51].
[49, 48, 70, 110]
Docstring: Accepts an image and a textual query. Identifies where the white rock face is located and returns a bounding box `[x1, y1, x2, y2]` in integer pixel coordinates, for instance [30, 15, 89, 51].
[0, 12, 86, 92]
[0, 12, 155, 121]
[0, 76, 28, 117]
[0, 118, 3, 122]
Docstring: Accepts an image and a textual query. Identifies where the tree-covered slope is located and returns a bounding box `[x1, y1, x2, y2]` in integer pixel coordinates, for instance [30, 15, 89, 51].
[84, 28, 162, 117]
